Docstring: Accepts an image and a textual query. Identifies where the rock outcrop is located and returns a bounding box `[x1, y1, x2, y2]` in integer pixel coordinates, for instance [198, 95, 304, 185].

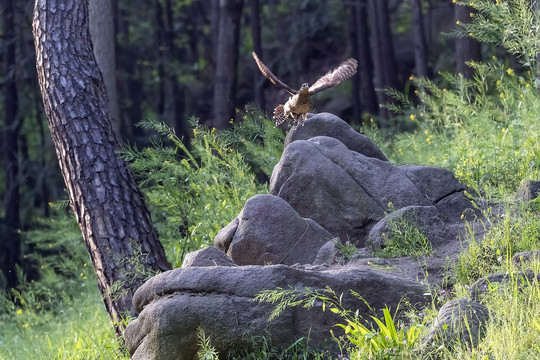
[124, 113, 482, 359]
[423, 298, 489, 348]
[270, 135, 476, 245]
[125, 264, 429, 360]
[214, 194, 333, 265]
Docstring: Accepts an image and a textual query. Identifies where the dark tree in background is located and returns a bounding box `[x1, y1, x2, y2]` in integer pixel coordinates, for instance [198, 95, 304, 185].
[454, 4, 481, 78]
[213, 0, 244, 129]
[354, 0, 378, 121]
[1, 0, 22, 290]
[346, 0, 362, 124]
[250, 0, 265, 111]
[33, 0, 171, 337]
[369, 0, 399, 123]
[411, 0, 429, 78]
[89, 0, 120, 137]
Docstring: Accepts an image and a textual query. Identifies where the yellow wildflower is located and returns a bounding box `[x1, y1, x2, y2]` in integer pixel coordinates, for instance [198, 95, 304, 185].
[410, 114, 416, 121]
[16, 309, 22, 315]
[507, 68, 514, 75]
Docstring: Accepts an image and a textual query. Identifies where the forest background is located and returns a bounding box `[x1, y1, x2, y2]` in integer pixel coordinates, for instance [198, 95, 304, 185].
[2, 0, 538, 358]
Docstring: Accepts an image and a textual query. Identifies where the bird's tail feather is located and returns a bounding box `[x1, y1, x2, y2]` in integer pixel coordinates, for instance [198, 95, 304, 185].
[273, 105, 287, 125]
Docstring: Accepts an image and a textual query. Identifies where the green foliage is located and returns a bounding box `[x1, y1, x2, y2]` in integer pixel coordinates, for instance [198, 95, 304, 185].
[453, 0, 540, 72]
[197, 327, 219, 360]
[379, 0, 540, 197]
[0, 207, 127, 359]
[122, 108, 283, 267]
[255, 286, 423, 360]
[0, 206, 88, 315]
[337, 307, 420, 360]
[429, 267, 540, 360]
[334, 240, 358, 264]
[376, 214, 433, 259]
[455, 200, 540, 284]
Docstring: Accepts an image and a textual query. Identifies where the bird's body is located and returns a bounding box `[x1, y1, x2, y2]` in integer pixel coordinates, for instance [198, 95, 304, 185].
[252, 52, 358, 127]
[274, 84, 311, 126]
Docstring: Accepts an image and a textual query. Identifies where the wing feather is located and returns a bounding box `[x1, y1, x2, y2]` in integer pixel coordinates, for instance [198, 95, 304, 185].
[308, 58, 358, 95]
[252, 52, 297, 96]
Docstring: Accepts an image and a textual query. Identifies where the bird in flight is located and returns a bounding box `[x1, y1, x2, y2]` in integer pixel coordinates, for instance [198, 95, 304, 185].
[252, 52, 358, 127]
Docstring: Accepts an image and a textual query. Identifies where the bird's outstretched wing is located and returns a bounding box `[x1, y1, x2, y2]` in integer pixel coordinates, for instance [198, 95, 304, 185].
[308, 58, 358, 95]
[252, 52, 297, 96]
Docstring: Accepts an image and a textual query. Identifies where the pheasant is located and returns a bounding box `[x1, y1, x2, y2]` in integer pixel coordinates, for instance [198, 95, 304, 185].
[252, 52, 358, 127]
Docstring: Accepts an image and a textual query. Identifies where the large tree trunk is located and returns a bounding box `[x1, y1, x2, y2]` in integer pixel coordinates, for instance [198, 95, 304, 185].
[89, 0, 120, 137]
[1, 0, 22, 290]
[33, 0, 171, 337]
[411, 0, 429, 78]
[454, 4, 481, 79]
[212, 0, 244, 129]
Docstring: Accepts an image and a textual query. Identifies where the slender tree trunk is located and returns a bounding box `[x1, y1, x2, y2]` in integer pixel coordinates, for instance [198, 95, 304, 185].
[411, 0, 429, 78]
[155, 0, 167, 117]
[369, 0, 398, 123]
[250, 0, 266, 112]
[210, 0, 220, 70]
[89, 0, 120, 137]
[1, 0, 22, 290]
[164, 0, 189, 141]
[347, 0, 361, 124]
[33, 0, 171, 337]
[212, 0, 244, 128]
[357, 0, 377, 117]
[454, 4, 481, 79]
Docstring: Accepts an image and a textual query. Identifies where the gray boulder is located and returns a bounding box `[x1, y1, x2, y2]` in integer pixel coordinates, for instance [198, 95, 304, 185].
[181, 246, 237, 268]
[270, 136, 477, 245]
[423, 298, 489, 348]
[512, 250, 540, 265]
[213, 194, 334, 266]
[399, 165, 478, 222]
[270, 136, 433, 244]
[469, 271, 540, 302]
[285, 112, 388, 161]
[125, 264, 429, 360]
[365, 205, 450, 251]
[515, 180, 540, 201]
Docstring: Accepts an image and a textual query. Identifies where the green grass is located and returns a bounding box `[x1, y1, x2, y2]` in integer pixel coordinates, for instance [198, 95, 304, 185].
[375, 215, 433, 259]
[0, 279, 127, 360]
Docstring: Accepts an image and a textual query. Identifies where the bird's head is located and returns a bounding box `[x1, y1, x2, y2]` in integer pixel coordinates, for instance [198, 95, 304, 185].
[299, 83, 309, 94]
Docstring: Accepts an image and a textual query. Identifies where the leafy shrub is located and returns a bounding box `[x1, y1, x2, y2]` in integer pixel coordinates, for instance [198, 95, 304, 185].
[379, 0, 540, 198]
[255, 286, 423, 360]
[122, 107, 283, 267]
[376, 215, 433, 259]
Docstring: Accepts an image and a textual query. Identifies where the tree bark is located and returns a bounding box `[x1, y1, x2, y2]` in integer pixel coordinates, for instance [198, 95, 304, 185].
[369, 0, 398, 122]
[33, 0, 171, 337]
[356, 0, 378, 117]
[411, 0, 429, 78]
[212, 0, 244, 129]
[454, 4, 481, 79]
[347, 0, 361, 125]
[89, 0, 120, 137]
[1, 0, 22, 290]
[250, 0, 266, 112]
